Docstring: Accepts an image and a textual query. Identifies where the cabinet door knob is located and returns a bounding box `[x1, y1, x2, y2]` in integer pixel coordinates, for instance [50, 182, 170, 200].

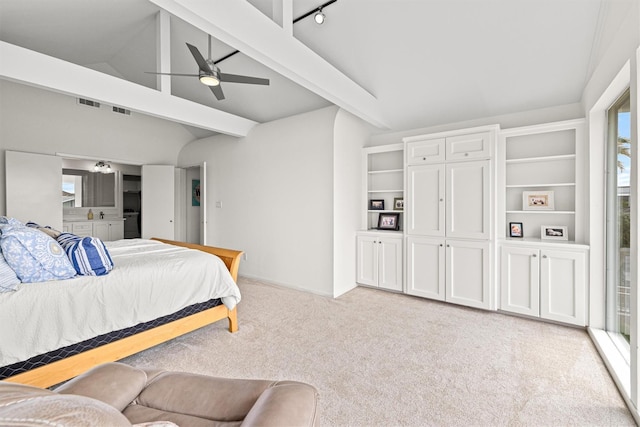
[439, 244, 443, 247]
[439, 198, 443, 202]
[446, 244, 450, 247]
[542, 255, 547, 258]
[422, 157, 426, 160]
[532, 254, 537, 257]
[464, 153, 469, 156]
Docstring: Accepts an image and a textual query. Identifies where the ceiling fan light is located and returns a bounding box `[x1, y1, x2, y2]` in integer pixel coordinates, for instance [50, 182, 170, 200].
[199, 75, 220, 86]
[314, 9, 325, 24]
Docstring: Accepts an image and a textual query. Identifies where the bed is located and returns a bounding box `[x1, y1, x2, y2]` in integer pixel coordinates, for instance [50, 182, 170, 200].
[0, 237, 243, 388]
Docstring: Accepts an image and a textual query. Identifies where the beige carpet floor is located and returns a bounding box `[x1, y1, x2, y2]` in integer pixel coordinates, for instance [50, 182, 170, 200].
[123, 277, 635, 426]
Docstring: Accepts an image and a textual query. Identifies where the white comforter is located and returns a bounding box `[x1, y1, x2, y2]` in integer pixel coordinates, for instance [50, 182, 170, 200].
[0, 239, 241, 367]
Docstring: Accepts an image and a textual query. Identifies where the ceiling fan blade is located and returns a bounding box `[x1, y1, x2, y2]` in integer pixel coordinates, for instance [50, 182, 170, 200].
[186, 43, 211, 73]
[144, 71, 200, 77]
[210, 85, 225, 100]
[219, 72, 269, 86]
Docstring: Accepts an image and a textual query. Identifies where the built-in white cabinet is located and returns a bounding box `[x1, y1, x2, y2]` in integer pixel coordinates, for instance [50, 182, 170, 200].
[93, 221, 125, 241]
[407, 236, 490, 310]
[405, 131, 491, 165]
[500, 242, 588, 326]
[356, 232, 403, 291]
[64, 220, 124, 241]
[404, 126, 497, 311]
[406, 160, 490, 239]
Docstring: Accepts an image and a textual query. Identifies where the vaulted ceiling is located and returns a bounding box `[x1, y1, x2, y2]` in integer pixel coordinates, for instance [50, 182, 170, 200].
[0, 0, 630, 137]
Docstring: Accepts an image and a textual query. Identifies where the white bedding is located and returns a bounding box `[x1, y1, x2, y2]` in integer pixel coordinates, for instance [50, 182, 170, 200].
[0, 239, 241, 367]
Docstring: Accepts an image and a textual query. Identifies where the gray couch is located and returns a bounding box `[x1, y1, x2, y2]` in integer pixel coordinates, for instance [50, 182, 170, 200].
[0, 362, 319, 426]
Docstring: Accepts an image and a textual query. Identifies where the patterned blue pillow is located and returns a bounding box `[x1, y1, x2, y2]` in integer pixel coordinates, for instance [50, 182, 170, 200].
[0, 225, 76, 283]
[0, 250, 20, 292]
[57, 233, 114, 276]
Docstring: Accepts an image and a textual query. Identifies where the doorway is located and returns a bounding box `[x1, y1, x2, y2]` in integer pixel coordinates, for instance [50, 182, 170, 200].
[122, 174, 141, 238]
[185, 163, 206, 245]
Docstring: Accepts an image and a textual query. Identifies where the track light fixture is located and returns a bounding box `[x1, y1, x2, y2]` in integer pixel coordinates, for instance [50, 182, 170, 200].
[94, 161, 112, 173]
[314, 8, 325, 24]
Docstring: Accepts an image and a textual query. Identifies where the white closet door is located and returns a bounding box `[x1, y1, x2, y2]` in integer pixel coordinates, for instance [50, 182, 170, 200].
[141, 165, 175, 240]
[6, 151, 62, 230]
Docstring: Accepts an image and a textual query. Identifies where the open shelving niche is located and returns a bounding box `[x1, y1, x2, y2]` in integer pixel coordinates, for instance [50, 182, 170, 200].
[362, 143, 404, 233]
[497, 119, 586, 244]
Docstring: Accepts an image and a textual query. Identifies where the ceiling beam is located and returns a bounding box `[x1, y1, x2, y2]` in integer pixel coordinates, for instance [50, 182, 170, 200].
[150, 0, 389, 129]
[0, 41, 257, 137]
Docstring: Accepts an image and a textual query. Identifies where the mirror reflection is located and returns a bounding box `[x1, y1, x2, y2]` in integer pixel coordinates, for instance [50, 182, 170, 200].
[62, 169, 116, 208]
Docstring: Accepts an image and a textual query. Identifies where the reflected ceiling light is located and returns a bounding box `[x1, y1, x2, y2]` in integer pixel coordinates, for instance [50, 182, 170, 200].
[94, 161, 112, 173]
[314, 8, 325, 24]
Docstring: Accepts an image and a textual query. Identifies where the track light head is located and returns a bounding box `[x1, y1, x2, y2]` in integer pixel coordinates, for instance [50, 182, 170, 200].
[314, 8, 325, 24]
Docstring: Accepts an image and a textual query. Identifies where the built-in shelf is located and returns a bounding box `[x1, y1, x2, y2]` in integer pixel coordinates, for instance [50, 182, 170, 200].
[499, 119, 585, 242]
[368, 189, 403, 193]
[363, 143, 404, 232]
[506, 183, 576, 188]
[368, 169, 403, 175]
[506, 210, 575, 215]
[505, 154, 576, 164]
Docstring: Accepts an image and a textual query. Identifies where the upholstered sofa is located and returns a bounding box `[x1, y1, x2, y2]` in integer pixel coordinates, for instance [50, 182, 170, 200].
[0, 362, 319, 426]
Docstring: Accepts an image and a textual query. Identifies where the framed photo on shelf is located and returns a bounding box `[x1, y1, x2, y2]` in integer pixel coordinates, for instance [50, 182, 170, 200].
[509, 222, 523, 238]
[523, 191, 555, 210]
[369, 199, 385, 210]
[541, 225, 568, 240]
[377, 213, 400, 231]
[393, 197, 404, 211]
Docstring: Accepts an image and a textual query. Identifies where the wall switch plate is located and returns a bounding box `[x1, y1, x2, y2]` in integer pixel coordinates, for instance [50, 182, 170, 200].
[215, 201, 222, 208]
[243, 253, 247, 261]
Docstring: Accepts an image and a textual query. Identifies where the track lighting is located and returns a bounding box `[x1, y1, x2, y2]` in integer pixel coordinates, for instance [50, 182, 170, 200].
[94, 161, 112, 173]
[314, 8, 325, 24]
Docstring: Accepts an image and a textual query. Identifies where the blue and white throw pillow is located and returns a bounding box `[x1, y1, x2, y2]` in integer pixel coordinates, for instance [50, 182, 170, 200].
[57, 233, 114, 276]
[0, 225, 76, 283]
[0, 250, 20, 292]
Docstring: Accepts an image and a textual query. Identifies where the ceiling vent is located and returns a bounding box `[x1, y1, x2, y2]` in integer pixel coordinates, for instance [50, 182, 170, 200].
[77, 98, 101, 108]
[112, 106, 131, 116]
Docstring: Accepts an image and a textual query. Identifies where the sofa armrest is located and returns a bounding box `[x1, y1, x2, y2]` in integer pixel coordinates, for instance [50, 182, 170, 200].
[241, 381, 319, 427]
[54, 362, 148, 412]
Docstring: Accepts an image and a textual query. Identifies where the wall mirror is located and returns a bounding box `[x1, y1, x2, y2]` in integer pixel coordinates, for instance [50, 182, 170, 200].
[62, 168, 117, 208]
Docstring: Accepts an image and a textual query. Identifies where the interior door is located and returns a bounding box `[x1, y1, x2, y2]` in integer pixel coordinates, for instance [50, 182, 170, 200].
[200, 161, 207, 245]
[6, 151, 63, 230]
[141, 165, 175, 240]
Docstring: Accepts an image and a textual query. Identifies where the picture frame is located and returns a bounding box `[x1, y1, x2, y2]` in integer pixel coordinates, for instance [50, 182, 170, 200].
[377, 213, 400, 231]
[393, 197, 404, 211]
[541, 225, 568, 240]
[509, 222, 523, 238]
[191, 179, 201, 206]
[369, 199, 385, 210]
[523, 191, 554, 210]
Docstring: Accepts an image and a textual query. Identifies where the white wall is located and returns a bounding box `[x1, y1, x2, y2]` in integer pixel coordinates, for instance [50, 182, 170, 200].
[0, 80, 196, 215]
[179, 106, 339, 296]
[333, 109, 372, 297]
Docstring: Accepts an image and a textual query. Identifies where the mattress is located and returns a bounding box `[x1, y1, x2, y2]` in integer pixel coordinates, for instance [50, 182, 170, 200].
[0, 239, 241, 368]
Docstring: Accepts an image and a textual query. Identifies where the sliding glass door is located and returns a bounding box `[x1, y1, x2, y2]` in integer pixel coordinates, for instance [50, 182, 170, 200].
[606, 89, 632, 355]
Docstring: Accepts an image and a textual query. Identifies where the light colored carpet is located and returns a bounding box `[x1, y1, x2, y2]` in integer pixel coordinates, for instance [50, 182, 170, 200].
[123, 277, 634, 426]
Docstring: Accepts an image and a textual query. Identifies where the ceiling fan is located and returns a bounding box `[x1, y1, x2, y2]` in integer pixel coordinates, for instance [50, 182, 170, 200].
[146, 36, 269, 100]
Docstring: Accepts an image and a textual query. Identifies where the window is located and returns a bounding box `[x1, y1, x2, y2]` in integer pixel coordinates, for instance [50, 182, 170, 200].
[605, 88, 631, 357]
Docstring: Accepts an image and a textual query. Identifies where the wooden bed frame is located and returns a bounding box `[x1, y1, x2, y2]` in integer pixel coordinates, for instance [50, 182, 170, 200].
[3, 238, 243, 388]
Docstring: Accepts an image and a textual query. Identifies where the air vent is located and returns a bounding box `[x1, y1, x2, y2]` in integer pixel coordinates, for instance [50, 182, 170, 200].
[77, 98, 101, 108]
[112, 106, 131, 116]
